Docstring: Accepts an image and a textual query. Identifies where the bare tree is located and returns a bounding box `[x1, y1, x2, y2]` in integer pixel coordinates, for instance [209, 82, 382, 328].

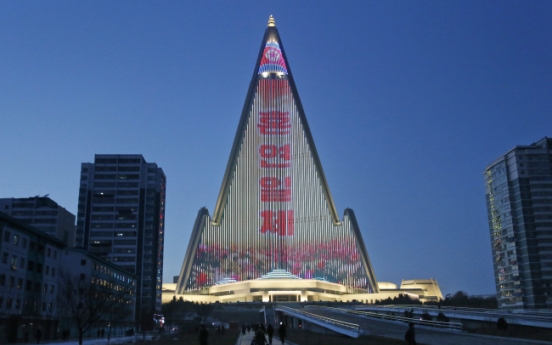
[56, 273, 134, 345]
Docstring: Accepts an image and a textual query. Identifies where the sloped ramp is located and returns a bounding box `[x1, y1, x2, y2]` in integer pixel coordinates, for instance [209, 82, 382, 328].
[275, 305, 360, 338]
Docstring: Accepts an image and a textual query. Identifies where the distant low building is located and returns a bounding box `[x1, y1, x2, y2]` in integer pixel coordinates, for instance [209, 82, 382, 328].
[0, 196, 76, 247]
[162, 274, 442, 304]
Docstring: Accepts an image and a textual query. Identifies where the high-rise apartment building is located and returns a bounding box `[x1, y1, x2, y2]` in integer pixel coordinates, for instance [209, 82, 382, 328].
[76, 154, 166, 330]
[0, 196, 76, 246]
[484, 137, 552, 310]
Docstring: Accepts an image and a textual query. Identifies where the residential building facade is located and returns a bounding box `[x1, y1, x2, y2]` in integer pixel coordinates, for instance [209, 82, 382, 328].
[0, 212, 65, 342]
[0, 212, 136, 342]
[58, 248, 136, 340]
[484, 137, 552, 310]
[0, 197, 76, 247]
[76, 154, 165, 330]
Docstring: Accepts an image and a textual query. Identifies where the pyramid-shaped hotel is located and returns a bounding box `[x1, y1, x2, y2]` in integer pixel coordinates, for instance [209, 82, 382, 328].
[164, 16, 442, 303]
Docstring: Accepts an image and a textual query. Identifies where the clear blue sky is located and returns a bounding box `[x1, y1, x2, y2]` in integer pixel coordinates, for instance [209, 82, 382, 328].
[1, 1, 551, 296]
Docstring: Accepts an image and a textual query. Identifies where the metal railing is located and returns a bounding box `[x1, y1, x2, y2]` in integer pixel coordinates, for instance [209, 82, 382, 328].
[276, 305, 360, 334]
[305, 305, 463, 331]
[358, 304, 552, 327]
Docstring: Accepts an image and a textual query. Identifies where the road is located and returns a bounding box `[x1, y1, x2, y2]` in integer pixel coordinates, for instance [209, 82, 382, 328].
[301, 307, 552, 345]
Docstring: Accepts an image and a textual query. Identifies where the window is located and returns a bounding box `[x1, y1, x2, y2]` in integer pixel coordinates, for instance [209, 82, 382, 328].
[22, 238, 27, 249]
[15, 299, 21, 309]
[45, 266, 49, 275]
[17, 278, 22, 289]
[0, 274, 5, 286]
[28, 261, 34, 271]
[47, 248, 51, 257]
[8, 276, 15, 287]
[50, 285, 55, 294]
[6, 298, 12, 309]
[11, 255, 17, 267]
[20, 258, 25, 268]
[26, 281, 32, 291]
[80, 274, 86, 280]
[1, 252, 8, 264]
[81, 259, 86, 265]
[13, 235, 18, 246]
[51, 268, 56, 277]
[53, 250, 57, 259]
[4, 231, 10, 242]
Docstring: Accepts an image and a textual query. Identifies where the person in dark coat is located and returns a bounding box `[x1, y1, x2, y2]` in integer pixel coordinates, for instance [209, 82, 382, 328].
[35, 329, 42, 344]
[404, 323, 416, 345]
[253, 327, 267, 345]
[198, 325, 209, 345]
[266, 323, 274, 345]
[278, 323, 286, 345]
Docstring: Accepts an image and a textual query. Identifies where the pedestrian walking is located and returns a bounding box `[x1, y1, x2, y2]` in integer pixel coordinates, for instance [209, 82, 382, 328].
[199, 324, 209, 345]
[253, 326, 267, 345]
[278, 323, 286, 345]
[35, 329, 42, 344]
[266, 323, 274, 345]
[404, 323, 416, 345]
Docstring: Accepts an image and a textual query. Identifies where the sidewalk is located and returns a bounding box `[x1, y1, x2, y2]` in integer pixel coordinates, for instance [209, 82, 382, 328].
[235, 331, 297, 345]
[40, 334, 151, 345]
[42, 332, 299, 345]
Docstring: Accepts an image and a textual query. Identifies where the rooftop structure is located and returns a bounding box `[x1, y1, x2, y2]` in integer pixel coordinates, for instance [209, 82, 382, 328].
[0, 196, 76, 246]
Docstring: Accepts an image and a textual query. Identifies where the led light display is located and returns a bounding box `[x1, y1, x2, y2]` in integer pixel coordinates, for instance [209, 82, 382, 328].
[176, 22, 378, 294]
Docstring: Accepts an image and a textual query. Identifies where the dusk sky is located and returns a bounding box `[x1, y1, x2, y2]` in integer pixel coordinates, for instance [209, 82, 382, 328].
[1, 1, 551, 297]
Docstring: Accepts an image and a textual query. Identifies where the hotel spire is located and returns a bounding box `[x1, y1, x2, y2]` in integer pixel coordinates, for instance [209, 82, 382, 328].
[268, 15, 276, 27]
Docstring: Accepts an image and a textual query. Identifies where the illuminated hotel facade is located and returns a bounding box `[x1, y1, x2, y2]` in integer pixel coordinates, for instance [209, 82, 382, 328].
[166, 17, 442, 303]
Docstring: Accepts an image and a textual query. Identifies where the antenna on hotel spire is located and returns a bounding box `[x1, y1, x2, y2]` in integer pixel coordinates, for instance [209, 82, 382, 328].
[268, 15, 276, 27]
